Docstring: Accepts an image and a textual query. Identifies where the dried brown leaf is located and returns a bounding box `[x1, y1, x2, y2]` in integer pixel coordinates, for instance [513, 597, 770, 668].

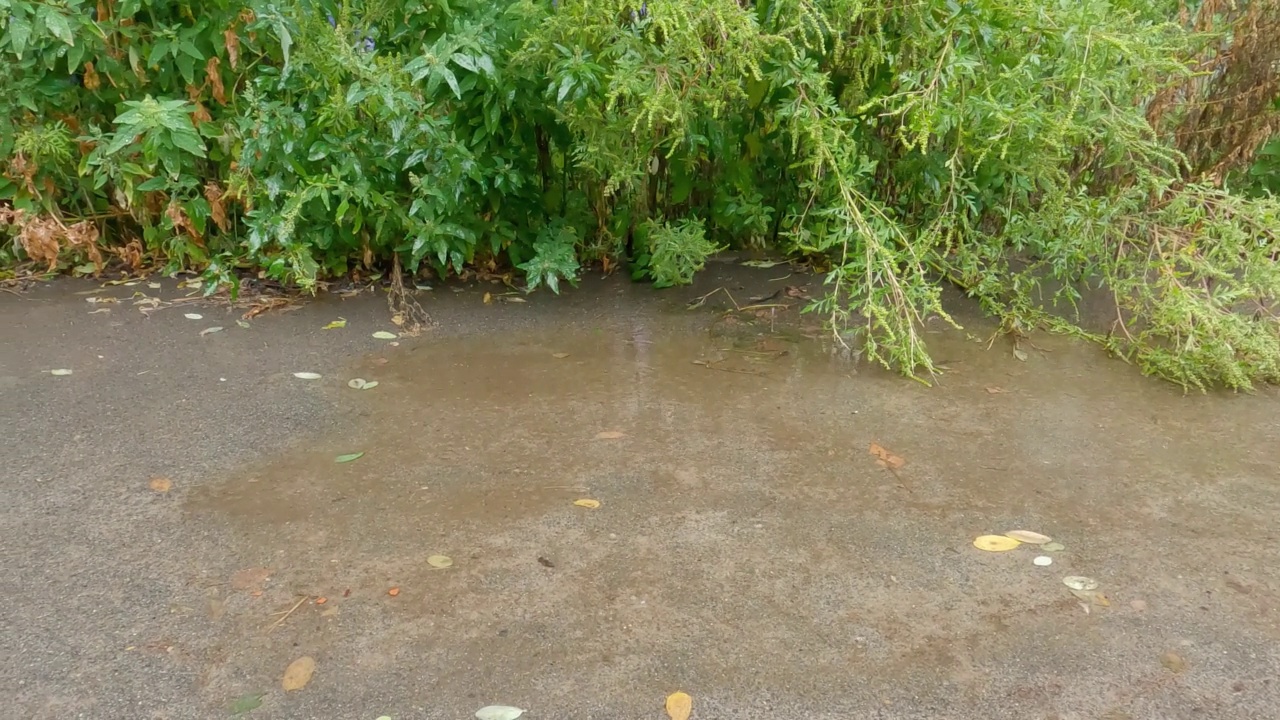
[206, 57, 226, 104]
[595, 431, 626, 439]
[205, 182, 229, 232]
[869, 442, 905, 470]
[224, 28, 240, 70]
[149, 477, 173, 493]
[281, 656, 316, 691]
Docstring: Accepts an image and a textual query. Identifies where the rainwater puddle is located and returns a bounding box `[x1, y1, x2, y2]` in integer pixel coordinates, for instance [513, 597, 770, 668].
[186, 314, 1280, 700]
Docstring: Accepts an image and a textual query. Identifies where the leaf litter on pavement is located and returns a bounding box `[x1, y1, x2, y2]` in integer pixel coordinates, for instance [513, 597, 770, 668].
[281, 656, 316, 691]
[229, 693, 264, 715]
[149, 477, 173, 493]
[868, 442, 905, 470]
[573, 498, 601, 509]
[666, 691, 693, 720]
[427, 555, 453, 569]
[335, 452, 364, 463]
[475, 706, 524, 720]
[347, 378, 379, 390]
[323, 318, 347, 329]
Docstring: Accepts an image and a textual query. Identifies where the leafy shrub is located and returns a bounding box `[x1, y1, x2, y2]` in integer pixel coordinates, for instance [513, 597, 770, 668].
[2, 0, 1279, 389]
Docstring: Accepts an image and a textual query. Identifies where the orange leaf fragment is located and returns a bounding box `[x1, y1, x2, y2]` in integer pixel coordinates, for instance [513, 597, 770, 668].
[868, 442, 905, 470]
[315, 597, 327, 605]
[387, 587, 400, 597]
[149, 477, 173, 493]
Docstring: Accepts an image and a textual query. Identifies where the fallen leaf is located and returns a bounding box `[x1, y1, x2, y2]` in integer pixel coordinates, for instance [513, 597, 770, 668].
[1042, 541, 1066, 552]
[868, 442, 906, 470]
[184, 313, 203, 320]
[372, 331, 397, 339]
[335, 452, 364, 463]
[595, 431, 626, 439]
[665, 691, 693, 720]
[315, 597, 327, 605]
[293, 372, 322, 380]
[427, 555, 453, 569]
[973, 535, 1021, 551]
[323, 318, 347, 330]
[347, 378, 368, 389]
[1160, 651, 1187, 674]
[1013, 348, 1029, 362]
[387, 587, 400, 597]
[741, 259, 785, 268]
[1063, 576, 1099, 591]
[230, 567, 270, 591]
[281, 656, 316, 691]
[499, 296, 527, 303]
[229, 693, 264, 715]
[985, 386, 1007, 394]
[149, 477, 173, 493]
[88, 308, 111, 314]
[377, 717, 392, 720]
[573, 498, 601, 509]
[1033, 555, 1053, 566]
[360, 381, 379, 390]
[475, 706, 524, 720]
[483, 292, 493, 304]
[50, 368, 73, 376]
[200, 326, 224, 337]
[236, 320, 251, 329]
[552, 353, 570, 359]
[391, 313, 405, 326]
[1004, 530, 1052, 544]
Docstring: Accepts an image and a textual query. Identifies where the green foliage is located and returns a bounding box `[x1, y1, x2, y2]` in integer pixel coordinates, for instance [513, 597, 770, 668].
[3, 0, 1279, 389]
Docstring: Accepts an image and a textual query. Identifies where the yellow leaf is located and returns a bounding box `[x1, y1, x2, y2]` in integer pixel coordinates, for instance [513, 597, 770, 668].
[665, 691, 692, 720]
[973, 535, 1021, 552]
[427, 554, 453, 569]
[149, 477, 173, 493]
[483, 292, 492, 304]
[322, 318, 347, 329]
[595, 431, 626, 439]
[281, 656, 316, 691]
[573, 499, 601, 509]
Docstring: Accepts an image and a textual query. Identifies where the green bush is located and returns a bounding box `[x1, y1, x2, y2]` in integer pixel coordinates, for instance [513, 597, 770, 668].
[2, 0, 1279, 389]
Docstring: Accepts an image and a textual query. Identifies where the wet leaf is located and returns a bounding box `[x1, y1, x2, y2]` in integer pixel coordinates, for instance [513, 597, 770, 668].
[323, 318, 347, 330]
[200, 326, 224, 337]
[1033, 555, 1053, 566]
[387, 587, 400, 597]
[335, 452, 364, 463]
[427, 555, 453, 569]
[236, 320, 251, 329]
[573, 498, 601, 509]
[149, 477, 173, 493]
[1160, 651, 1188, 674]
[184, 313, 203, 320]
[360, 381, 379, 390]
[1042, 541, 1066, 552]
[1063, 576, 1099, 591]
[483, 292, 493, 304]
[293, 372, 322, 380]
[1070, 589, 1111, 604]
[347, 378, 367, 389]
[1004, 530, 1052, 544]
[973, 535, 1021, 552]
[500, 296, 527, 303]
[281, 656, 316, 691]
[50, 368, 73, 376]
[391, 313, 405, 326]
[985, 386, 1007, 394]
[665, 691, 693, 720]
[228, 692, 264, 715]
[868, 442, 906, 470]
[475, 706, 524, 720]
[595, 431, 626, 439]
[552, 353, 570, 359]
[372, 331, 397, 339]
[1013, 348, 1029, 362]
[740, 259, 785, 268]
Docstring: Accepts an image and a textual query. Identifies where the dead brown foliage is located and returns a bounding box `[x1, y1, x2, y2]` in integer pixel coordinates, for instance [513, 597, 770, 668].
[0, 208, 104, 272]
[1149, 0, 1280, 183]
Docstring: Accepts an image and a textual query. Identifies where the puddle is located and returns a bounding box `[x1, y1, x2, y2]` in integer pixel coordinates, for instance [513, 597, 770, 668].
[185, 308, 1280, 704]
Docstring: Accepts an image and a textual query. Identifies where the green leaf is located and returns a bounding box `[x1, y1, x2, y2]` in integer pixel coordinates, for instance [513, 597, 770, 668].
[8, 12, 32, 57]
[335, 452, 365, 464]
[440, 67, 461, 100]
[228, 693, 264, 715]
[168, 129, 207, 158]
[41, 7, 74, 47]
